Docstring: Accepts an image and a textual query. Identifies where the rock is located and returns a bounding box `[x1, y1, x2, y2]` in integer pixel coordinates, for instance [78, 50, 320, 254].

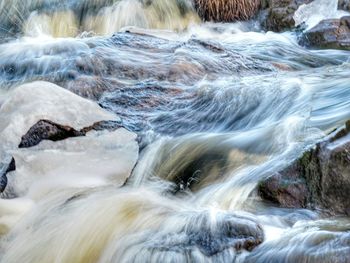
[260, 0, 313, 32]
[0, 82, 129, 197]
[10, 128, 139, 199]
[19, 120, 84, 148]
[300, 16, 350, 50]
[19, 119, 123, 148]
[258, 120, 350, 215]
[258, 165, 308, 208]
[0, 157, 15, 193]
[149, 211, 264, 257]
[339, 0, 350, 12]
[244, 219, 350, 263]
[134, 135, 266, 193]
[194, 0, 260, 22]
[80, 120, 123, 133]
[0, 81, 117, 152]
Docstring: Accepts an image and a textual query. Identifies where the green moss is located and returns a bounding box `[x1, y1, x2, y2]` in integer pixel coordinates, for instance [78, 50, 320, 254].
[299, 150, 312, 171]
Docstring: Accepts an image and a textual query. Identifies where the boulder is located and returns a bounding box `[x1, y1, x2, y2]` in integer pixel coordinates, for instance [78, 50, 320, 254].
[0, 81, 117, 153]
[300, 16, 350, 50]
[10, 128, 139, 199]
[260, 0, 313, 32]
[0, 82, 131, 197]
[259, 120, 350, 215]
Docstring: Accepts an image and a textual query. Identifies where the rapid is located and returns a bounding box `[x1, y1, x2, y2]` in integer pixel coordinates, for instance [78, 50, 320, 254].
[0, 0, 349, 262]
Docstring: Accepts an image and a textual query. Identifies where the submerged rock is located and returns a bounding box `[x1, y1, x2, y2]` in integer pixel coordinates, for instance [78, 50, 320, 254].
[258, 120, 350, 215]
[244, 219, 350, 263]
[133, 134, 266, 193]
[301, 16, 350, 50]
[148, 211, 264, 258]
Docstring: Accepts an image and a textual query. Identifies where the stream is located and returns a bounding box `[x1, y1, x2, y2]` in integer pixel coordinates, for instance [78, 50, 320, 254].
[0, 0, 350, 262]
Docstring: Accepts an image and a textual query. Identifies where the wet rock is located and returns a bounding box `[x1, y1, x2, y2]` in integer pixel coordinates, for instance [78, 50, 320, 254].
[0, 157, 15, 193]
[0, 81, 117, 151]
[81, 120, 123, 133]
[244, 219, 350, 263]
[19, 119, 124, 148]
[258, 120, 350, 215]
[258, 166, 308, 208]
[260, 0, 313, 32]
[194, 0, 260, 22]
[301, 16, 350, 50]
[150, 212, 264, 258]
[10, 128, 139, 198]
[183, 213, 264, 255]
[339, 0, 350, 12]
[19, 120, 84, 148]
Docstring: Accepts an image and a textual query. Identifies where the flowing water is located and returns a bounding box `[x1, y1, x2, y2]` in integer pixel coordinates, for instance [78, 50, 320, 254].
[0, 0, 350, 262]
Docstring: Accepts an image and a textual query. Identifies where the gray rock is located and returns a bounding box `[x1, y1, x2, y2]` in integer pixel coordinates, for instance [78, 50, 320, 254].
[339, 0, 350, 11]
[148, 211, 264, 257]
[0, 157, 15, 193]
[301, 16, 350, 50]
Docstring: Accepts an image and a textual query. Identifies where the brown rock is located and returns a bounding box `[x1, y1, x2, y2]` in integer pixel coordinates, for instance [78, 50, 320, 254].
[18, 120, 84, 148]
[258, 120, 350, 215]
[261, 0, 313, 32]
[19, 120, 123, 148]
[301, 16, 350, 50]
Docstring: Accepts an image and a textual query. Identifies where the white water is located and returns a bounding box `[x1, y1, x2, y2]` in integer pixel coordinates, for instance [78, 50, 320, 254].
[0, 0, 349, 262]
[294, 0, 350, 29]
[1, 0, 199, 37]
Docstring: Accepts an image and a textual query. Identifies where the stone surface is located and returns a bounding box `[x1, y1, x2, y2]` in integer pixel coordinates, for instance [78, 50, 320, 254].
[301, 16, 350, 50]
[260, 0, 313, 32]
[149, 211, 264, 258]
[10, 128, 139, 199]
[244, 219, 350, 263]
[0, 81, 117, 154]
[19, 119, 123, 148]
[0, 157, 15, 193]
[19, 120, 84, 148]
[259, 120, 350, 215]
[339, 0, 350, 11]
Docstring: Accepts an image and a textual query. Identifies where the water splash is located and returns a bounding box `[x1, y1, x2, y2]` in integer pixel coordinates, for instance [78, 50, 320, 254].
[0, 0, 199, 38]
[294, 0, 350, 30]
